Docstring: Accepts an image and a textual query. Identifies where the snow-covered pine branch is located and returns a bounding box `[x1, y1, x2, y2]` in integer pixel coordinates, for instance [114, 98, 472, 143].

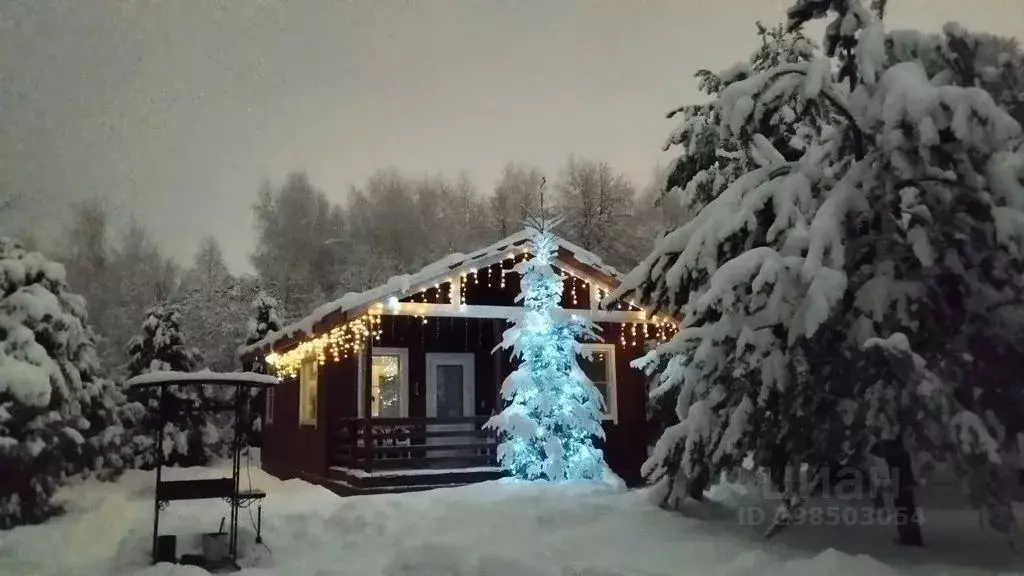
[618, 0, 1024, 545]
[0, 238, 134, 528]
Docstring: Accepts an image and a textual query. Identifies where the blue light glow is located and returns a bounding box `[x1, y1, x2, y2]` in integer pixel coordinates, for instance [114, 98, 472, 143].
[486, 223, 606, 481]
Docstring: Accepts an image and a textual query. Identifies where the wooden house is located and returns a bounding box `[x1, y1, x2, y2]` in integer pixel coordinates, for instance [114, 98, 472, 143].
[240, 230, 676, 494]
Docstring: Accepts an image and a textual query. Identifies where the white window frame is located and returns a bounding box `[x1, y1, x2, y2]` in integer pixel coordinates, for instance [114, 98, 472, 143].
[298, 356, 318, 427]
[358, 347, 410, 418]
[265, 388, 275, 425]
[580, 343, 617, 423]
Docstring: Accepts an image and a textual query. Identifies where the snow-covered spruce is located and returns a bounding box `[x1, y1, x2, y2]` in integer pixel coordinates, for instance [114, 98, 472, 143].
[485, 221, 607, 481]
[241, 291, 283, 447]
[243, 291, 282, 375]
[0, 238, 133, 528]
[615, 1, 1024, 545]
[124, 305, 228, 468]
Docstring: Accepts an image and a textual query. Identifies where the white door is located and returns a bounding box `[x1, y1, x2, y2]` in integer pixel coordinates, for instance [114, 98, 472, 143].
[425, 353, 476, 459]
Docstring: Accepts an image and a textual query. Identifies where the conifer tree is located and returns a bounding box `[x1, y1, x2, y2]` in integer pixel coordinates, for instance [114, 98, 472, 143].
[485, 219, 606, 481]
[241, 291, 282, 446]
[243, 291, 282, 374]
[617, 0, 1024, 546]
[0, 238, 130, 527]
[126, 306, 219, 467]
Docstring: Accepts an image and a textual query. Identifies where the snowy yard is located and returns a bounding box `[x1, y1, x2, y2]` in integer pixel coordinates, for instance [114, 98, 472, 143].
[1, 457, 1022, 576]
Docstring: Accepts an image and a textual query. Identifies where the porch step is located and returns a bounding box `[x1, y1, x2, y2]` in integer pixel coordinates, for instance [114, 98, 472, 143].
[331, 453, 497, 471]
[320, 479, 483, 497]
[328, 464, 504, 490]
[333, 428, 496, 441]
[334, 442, 495, 455]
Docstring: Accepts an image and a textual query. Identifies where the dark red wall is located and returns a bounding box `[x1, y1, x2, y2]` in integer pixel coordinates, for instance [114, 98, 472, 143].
[596, 322, 649, 487]
[262, 357, 352, 480]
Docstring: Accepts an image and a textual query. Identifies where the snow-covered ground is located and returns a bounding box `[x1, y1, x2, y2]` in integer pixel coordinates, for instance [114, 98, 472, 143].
[1, 456, 1022, 576]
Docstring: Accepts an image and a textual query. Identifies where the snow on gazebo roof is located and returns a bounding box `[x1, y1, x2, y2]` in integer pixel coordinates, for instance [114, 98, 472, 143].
[126, 369, 280, 388]
[238, 228, 624, 357]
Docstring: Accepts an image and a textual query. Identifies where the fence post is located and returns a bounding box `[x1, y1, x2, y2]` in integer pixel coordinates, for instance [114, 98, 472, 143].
[348, 419, 357, 469]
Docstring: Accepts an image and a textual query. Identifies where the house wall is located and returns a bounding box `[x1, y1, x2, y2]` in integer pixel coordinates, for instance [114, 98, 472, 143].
[596, 322, 649, 487]
[261, 377, 295, 479]
[262, 358, 352, 480]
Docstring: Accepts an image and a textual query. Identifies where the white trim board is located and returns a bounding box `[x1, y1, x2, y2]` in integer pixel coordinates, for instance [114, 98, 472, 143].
[377, 302, 646, 324]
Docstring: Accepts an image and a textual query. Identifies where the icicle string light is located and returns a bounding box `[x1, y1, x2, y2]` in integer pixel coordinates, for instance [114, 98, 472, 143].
[265, 308, 384, 378]
[264, 254, 682, 378]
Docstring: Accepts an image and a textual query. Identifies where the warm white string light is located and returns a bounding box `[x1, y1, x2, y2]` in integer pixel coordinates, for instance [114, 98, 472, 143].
[264, 266, 679, 378]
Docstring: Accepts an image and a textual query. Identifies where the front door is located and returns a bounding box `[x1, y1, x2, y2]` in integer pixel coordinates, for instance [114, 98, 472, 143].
[425, 353, 476, 459]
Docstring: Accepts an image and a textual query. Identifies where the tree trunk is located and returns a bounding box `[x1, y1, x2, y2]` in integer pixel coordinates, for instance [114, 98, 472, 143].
[769, 448, 788, 494]
[688, 466, 710, 501]
[882, 440, 924, 546]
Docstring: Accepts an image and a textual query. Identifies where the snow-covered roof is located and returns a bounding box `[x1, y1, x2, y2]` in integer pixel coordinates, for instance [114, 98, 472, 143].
[239, 229, 623, 357]
[127, 369, 280, 388]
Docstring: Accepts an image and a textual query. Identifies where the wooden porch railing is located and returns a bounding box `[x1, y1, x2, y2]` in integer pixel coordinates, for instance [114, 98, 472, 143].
[331, 416, 498, 473]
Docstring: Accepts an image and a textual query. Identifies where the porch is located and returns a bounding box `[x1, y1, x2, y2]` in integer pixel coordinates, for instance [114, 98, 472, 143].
[325, 415, 505, 494]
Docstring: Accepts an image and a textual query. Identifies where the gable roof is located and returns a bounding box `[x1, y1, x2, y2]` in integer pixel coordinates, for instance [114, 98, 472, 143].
[239, 229, 624, 357]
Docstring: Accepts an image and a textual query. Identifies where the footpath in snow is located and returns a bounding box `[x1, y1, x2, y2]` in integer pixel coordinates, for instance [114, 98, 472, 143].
[1, 458, 1022, 576]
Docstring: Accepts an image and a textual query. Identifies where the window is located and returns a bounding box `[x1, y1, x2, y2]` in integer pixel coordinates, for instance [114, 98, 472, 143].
[358, 347, 409, 418]
[371, 354, 402, 417]
[579, 344, 616, 422]
[299, 357, 318, 426]
[265, 388, 275, 425]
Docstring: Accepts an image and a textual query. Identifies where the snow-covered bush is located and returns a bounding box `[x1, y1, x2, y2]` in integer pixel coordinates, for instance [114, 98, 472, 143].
[615, 0, 1024, 545]
[0, 238, 131, 528]
[485, 221, 607, 481]
[125, 305, 227, 468]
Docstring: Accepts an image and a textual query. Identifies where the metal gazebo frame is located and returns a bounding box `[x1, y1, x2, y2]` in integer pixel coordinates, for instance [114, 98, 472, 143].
[126, 370, 279, 571]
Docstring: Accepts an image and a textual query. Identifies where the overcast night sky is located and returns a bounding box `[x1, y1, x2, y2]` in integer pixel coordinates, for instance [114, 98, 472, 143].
[2, 0, 1023, 272]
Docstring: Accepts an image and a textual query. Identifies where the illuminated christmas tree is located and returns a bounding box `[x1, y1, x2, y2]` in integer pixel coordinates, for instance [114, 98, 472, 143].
[485, 218, 606, 481]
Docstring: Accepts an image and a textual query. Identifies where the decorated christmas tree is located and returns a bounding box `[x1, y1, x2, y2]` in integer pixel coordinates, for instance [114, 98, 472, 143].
[485, 218, 606, 481]
[0, 238, 130, 527]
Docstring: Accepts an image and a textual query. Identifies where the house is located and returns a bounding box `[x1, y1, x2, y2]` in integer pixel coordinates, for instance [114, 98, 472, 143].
[239, 229, 676, 494]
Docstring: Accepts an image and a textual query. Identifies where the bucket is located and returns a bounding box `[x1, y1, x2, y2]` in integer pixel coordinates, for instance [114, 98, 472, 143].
[201, 532, 229, 563]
